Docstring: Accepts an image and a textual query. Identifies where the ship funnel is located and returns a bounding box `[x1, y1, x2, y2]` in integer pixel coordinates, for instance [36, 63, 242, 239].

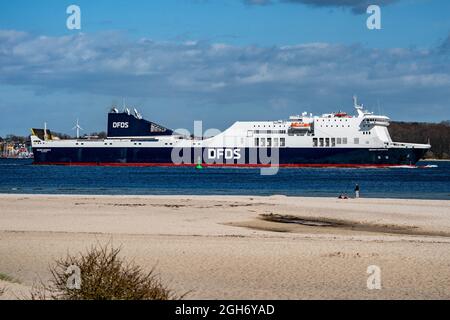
[107, 109, 174, 138]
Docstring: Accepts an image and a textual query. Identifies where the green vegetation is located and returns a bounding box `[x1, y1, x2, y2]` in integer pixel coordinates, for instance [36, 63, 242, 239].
[389, 121, 450, 159]
[0, 272, 19, 283]
[32, 244, 181, 300]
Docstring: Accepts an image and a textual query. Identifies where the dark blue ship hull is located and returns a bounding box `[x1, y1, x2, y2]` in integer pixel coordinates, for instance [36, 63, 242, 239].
[32, 146, 428, 167]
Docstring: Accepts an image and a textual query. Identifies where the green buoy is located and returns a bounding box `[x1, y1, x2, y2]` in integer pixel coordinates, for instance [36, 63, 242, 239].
[195, 158, 203, 170]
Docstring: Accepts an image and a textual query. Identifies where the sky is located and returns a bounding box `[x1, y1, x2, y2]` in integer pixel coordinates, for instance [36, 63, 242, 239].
[0, 0, 449, 136]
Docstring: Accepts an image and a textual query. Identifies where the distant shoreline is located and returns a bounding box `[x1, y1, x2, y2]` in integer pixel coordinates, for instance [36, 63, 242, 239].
[1, 193, 449, 201]
[1, 157, 450, 163]
[0, 193, 449, 201]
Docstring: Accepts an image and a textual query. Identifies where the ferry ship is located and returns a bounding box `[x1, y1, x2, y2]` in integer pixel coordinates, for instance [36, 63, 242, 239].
[31, 97, 431, 167]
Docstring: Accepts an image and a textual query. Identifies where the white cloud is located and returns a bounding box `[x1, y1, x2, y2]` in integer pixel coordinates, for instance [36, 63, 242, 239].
[244, 0, 400, 14]
[0, 29, 449, 125]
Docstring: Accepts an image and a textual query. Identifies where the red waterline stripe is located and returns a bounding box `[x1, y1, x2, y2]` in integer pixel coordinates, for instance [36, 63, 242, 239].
[33, 162, 416, 168]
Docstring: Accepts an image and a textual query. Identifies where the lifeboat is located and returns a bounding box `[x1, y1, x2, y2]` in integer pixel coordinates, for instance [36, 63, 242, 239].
[290, 122, 311, 128]
[334, 112, 349, 118]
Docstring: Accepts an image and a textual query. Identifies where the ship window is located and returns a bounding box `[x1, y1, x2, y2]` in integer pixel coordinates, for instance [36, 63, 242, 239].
[313, 138, 318, 147]
[260, 138, 266, 147]
[280, 138, 286, 147]
[319, 138, 324, 147]
[274, 138, 279, 147]
[343, 138, 348, 144]
[325, 138, 330, 147]
[337, 138, 342, 144]
[331, 138, 336, 147]
[354, 138, 359, 145]
[267, 138, 272, 147]
[247, 130, 253, 137]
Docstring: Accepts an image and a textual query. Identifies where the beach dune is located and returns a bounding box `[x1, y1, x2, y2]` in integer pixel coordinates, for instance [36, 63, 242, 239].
[0, 194, 449, 299]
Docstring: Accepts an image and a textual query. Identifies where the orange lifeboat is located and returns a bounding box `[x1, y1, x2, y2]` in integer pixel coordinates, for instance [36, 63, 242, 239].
[290, 122, 310, 128]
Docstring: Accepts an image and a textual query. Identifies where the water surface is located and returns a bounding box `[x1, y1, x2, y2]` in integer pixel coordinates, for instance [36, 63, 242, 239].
[1, 159, 449, 199]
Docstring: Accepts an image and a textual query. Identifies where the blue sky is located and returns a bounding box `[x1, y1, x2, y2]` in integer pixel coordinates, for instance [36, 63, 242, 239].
[0, 0, 449, 136]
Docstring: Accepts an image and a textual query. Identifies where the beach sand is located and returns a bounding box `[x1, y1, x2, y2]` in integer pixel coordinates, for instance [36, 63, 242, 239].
[0, 194, 449, 299]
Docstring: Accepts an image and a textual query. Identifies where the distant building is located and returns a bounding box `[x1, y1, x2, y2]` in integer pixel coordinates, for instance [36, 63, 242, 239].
[0, 138, 33, 159]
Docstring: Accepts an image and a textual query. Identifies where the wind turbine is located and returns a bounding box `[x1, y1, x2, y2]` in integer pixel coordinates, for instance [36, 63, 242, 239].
[72, 119, 84, 139]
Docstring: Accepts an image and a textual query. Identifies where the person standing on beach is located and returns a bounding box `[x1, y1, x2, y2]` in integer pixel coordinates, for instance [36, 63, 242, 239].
[354, 184, 360, 199]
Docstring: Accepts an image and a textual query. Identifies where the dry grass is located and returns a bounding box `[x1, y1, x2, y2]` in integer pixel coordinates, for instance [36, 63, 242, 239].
[0, 273, 19, 283]
[32, 244, 181, 300]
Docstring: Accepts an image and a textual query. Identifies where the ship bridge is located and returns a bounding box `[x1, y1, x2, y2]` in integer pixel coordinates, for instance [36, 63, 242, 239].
[361, 115, 390, 127]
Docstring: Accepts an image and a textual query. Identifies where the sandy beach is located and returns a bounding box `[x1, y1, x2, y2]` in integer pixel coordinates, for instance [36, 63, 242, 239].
[0, 194, 449, 300]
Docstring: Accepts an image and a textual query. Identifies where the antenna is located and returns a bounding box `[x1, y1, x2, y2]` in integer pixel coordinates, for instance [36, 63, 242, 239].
[72, 119, 84, 139]
[353, 95, 365, 117]
[44, 122, 48, 141]
[353, 95, 358, 108]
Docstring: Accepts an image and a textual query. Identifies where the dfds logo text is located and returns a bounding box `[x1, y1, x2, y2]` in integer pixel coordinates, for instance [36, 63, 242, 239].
[112, 122, 129, 129]
[208, 149, 241, 160]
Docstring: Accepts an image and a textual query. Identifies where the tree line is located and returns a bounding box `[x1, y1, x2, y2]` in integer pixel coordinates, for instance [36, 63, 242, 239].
[389, 121, 450, 159]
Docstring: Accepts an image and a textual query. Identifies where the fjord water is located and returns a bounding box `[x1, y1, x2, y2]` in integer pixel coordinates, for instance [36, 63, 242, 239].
[0, 159, 449, 199]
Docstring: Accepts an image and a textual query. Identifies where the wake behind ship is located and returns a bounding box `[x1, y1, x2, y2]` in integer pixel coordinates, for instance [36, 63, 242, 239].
[31, 97, 430, 167]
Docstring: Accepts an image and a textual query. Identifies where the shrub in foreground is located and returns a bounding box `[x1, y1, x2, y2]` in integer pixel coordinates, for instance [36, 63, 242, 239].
[35, 244, 178, 300]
